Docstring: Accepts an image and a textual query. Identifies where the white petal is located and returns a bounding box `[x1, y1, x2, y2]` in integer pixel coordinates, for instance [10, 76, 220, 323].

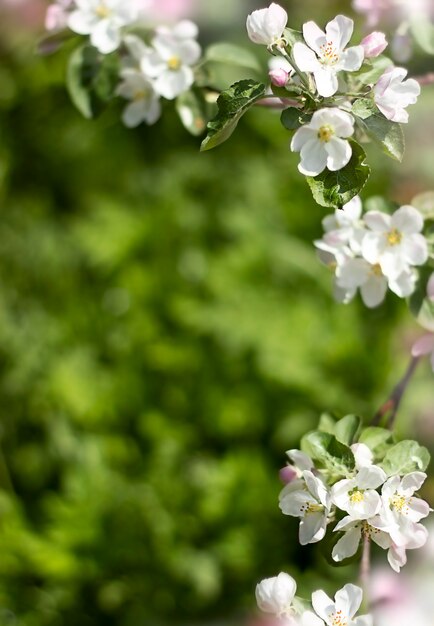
[287, 449, 314, 471]
[333, 515, 358, 533]
[293, 42, 321, 72]
[361, 232, 386, 263]
[364, 211, 391, 231]
[313, 67, 339, 97]
[325, 137, 352, 171]
[335, 584, 362, 619]
[290, 126, 317, 152]
[312, 590, 335, 622]
[325, 14, 354, 50]
[354, 615, 373, 626]
[336, 257, 370, 289]
[301, 610, 326, 626]
[338, 45, 364, 71]
[391, 205, 424, 233]
[172, 20, 199, 40]
[379, 248, 408, 279]
[67, 10, 97, 35]
[407, 497, 430, 522]
[351, 443, 373, 468]
[302, 20, 326, 53]
[154, 66, 193, 99]
[91, 19, 121, 54]
[298, 138, 328, 176]
[360, 275, 387, 308]
[401, 234, 428, 266]
[342, 195, 362, 221]
[331, 478, 356, 509]
[122, 101, 146, 128]
[387, 544, 406, 572]
[178, 39, 202, 65]
[388, 270, 416, 298]
[332, 527, 361, 561]
[299, 511, 327, 545]
[357, 465, 386, 489]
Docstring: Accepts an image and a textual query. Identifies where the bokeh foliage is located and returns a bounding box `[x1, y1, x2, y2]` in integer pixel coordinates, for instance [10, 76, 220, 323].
[0, 6, 433, 626]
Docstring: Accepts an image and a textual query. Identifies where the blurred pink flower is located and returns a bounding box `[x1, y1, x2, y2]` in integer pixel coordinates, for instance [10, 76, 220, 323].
[136, 0, 195, 21]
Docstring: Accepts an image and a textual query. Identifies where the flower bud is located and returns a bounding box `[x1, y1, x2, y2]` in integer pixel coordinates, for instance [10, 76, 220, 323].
[361, 31, 388, 57]
[255, 572, 296, 616]
[246, 3, 288, 47]
[279, 465, 297, 484]
[269, 67, 289, 87]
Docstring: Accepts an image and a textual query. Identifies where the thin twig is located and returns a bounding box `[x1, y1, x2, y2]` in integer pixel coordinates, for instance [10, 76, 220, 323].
[360, 533, 371, 611]
[372, 355, 421, 428]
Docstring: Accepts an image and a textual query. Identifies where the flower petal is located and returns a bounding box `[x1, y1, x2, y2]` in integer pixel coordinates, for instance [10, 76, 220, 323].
[325, 136, 352, 171]
[401, 234, 428, 266]
[325, 14, 354, 50]
[332, 527, 361, 562]
[293, 42, 321, 72]
[357, 465, 386, 490]
[298, 138, 328, 176]
[360, 275, 387, 308]
[338, 45, 364, 71]
[335, 583, 362, 619]
[312, 590, 335, 622]
[412, 335, 434, 357]
[391, 205, 424, 233]
[313, 67, 339, 97]
[302, 20, 326, 53]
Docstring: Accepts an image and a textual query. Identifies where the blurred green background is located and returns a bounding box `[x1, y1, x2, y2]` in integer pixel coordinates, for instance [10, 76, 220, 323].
[0, 1, 433, 625]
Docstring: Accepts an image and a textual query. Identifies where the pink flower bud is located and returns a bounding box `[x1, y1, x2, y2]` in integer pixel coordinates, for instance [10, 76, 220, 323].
[428, 272, 434, 301]
[269, 68, 289, 88]
[279, 466, 297, 484]
[361, 31, 388, 58]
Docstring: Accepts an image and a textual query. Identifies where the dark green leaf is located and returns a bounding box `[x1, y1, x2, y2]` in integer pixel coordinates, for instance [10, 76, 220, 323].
[380, 440, 430, 476]
[301, 431, 355, 474]
[306, 140, 371, 209]
[334, 415, 361, 446]
[352, 98, 405, 162]
[280, 107, 312, 130]
[200, 80, 266, 151]
[176, 90, 208, 136]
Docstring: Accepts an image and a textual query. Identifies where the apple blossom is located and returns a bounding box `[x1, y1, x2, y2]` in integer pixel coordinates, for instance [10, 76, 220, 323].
[361, 31, 388, 57]
[320, 196, 366, 256]
[279, 470, 331, 545]
[351, 443, 373, 469]
[292, 15, 364, 97]
[310, 584, 372, 626]
[331, 465, 386, 519]
[332, 515, 392, 563]
[268, 57, 292, 87]
[279, 449, 314, 484]
[141, 21, 201, 99]
[246, 3, 288, 49]
[374, 66, 420, 123]
[46, 0, 74, 31]
[362, 205, 428, 279]
[387, 523, 429, 572]
[255, 572, 297, 617]
[291, 108, 355, 176]
[116, 69, 161, 128]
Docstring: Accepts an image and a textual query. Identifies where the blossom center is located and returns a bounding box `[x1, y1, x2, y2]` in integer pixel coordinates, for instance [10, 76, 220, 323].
[370, 263, 383, 277]
[390, 493, 410, 514]
[133, 90, 149, 102]
[386, 228, 402, 246]
[167, 56, 182, 71]
[300, 502, 324, 516]
[319, 42, 339, 66]
[349, 488, 365, 504]
[331, 609, 348, 626]
[95, 4, 111, 18]
[318, 125, 334, 142]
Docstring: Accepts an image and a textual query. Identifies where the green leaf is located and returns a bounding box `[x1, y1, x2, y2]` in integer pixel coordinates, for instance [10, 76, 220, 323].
[334, 415, 361, 446]
[352, 98, 405, 162]
[283, 28, 304, 47]
[359, 427, 393, 460]
[410, 17, 434, 54]
[306, 141, 371, 209]
[301, 431, 355, 474]
[200, 79, 266, 151]
[409, 266, 434, 332]
[380, 440, 430, 476]
[280, 107, 312, 130]
[318, 413, 337, 434]
[352, 56, 392, 85]
[66, 45, 119, 119]
[176, 90, 208, 136]
[204, 43, 261, 73]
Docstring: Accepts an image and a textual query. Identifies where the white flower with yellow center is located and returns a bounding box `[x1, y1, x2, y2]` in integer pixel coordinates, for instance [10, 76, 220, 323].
[255, 572, 297, 619]
[246, 3, 288, 49]
[304, 584, 373, 626]
[141, 20, 201, 100]
[387, 522, 429, 572]
[68, 0, 138, 54]
[362, 205, 428, 280]
[279, 470, 331, 545]
[320, 196, 366, 256]
[116, 69, 161, 128]
[332, 515, 392, 562]
[293, 15, 364, 97]
[291, 108, 355, 176]
[331, 465, 386, 520]
[379, 472, 431, 546]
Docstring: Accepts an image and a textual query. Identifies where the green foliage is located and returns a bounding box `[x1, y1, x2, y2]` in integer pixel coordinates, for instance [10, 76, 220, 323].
[352, 56, 392, 85]
[410, 17, 434, 54]
[380, 440, 431, 476]
[306, 140, 371, 208]
[352, 98, 405, 162]
[301, 431, 355, 475]
[200, 79, 266, 150]
[280, 107, 312, 130]
[359, 427, 393, 460]
[176, 89, 209, 136]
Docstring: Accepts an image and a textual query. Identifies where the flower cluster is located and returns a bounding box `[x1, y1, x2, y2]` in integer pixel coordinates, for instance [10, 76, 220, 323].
[245, 4, 420, 178]
[315, 197, 429, 308]
[279, 440, 431, 572]
[256, 573, 372, 626]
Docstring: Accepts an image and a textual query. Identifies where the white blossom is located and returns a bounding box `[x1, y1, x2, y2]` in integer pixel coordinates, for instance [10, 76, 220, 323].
[374, 66, 420, 123]
[116, 69, 161, 128]
[310, 584, 372, 626]
[141, 20, 201, 99]
[68, 0, 138, 54]
[331, 465, 386, 520]
[293, 15, 364, 97]
[279, 470, 331, 545]
[361, 31, 388, 57]
[387, 523, 429, 572]
[255, 572, 297, 617]
[351, 443, 374, 469]
[332, 515, 392, 562]
[246, 3, 288, 48]
[321, 196, 366, 256]
[362, 205, 428, 279]
[291, 108, 354, 176]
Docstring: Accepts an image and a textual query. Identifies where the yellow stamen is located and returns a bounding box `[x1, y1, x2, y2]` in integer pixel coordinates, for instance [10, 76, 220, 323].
[318, 125, 334, 142]
[331, 609, 348, 626]
[349, 489, 364, 504]
[370, 263, 383, 277]
[387, 228, 402, 246]
[320, 41, 339, 66]
[390, 493, 410, 514]
[167, 56, 182, 71]
[95, 4, 111, 18]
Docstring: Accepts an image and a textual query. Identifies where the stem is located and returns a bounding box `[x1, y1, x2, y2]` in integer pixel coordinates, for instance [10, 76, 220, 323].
[281, 48, 311, 91]
[360, 534, 371, 611]
[372, 355, 420, 428]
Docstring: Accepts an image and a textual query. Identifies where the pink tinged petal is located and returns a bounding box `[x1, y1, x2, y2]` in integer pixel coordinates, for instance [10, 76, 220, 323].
[407, 497, 430, 522]
[299, 510, 327, 545]
[335, 584, 363, 619]
[392, 205, 424, 233]
[290, 126, 317, 152]
[388, 270, 416, 298]
[338, 46, 364, 71]
[401, 471, 427, 494]
[364, 211, 391, 231]
[357, 465, 387, 489]
[293, 42, 321, 72]
[302, 20, 326, 54]
[298, 139, 328, 176]
[361, 275, 387, 308]
[405, 522, 428, 549]
[361, 32, 388, 57]
[313, 67, 339, 97]
[279, 466, 298, 484]
[332, 527, 361, 561]
[401, 234, 428, 266]
[325, 137, 352, 171]
[412, 334, 434, 357]
[325, 14, 354, 51]
[311, 590, 335, 622]
[388, 544, 406, 572]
